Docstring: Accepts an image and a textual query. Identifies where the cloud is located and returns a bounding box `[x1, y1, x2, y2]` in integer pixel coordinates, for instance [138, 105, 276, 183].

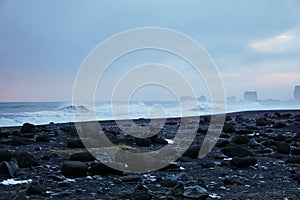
[248, 27, 300, 53]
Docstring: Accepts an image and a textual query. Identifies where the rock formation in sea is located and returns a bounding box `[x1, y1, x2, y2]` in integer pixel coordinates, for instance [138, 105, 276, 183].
[243, 91, 258, 101]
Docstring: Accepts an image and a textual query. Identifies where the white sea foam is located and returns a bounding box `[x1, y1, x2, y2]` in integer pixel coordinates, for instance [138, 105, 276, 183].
[0, 101, 299, 127]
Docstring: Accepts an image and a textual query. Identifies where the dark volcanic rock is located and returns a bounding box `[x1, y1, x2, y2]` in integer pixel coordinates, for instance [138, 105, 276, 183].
[69, 152, 96, 162]
[222, 123, 235, 133]
[256, 117, 269, 126]
[26, 184, 44, 195]
[136, 138, 152, 147]
[61, 161, 88, 178]
[231, 135, 250, 144]
[67, 139, 85, 148]
[276, 141, 291, 154]
[231, 156, 258, 168]
[0, 158, 18, 178]
[159, 179, 177, 187]
[60, 125, 77, 134]
[21, 123, 36, 133]
[89, 163, 122, 176]
[235, 129, 253, 135]
[286, 157, 300, 164]
[12, 152, 39, 168]
[36, 135, 50, 142]
[0, 149, 12, 162]
[182, 145, 201, 159]
[221, 146, 255, 157]
[10, 137, 30, 146]
[215, 139, 229, 148]
[291, 147, 300, 155]
[273, 122, 286, 129]
[183, 185, 209, 199]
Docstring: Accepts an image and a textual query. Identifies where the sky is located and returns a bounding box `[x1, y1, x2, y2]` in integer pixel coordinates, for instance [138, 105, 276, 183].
[0, 0, 300, 102]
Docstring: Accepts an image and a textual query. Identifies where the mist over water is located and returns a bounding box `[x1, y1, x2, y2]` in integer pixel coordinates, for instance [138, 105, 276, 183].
[0, 100, 299, 127]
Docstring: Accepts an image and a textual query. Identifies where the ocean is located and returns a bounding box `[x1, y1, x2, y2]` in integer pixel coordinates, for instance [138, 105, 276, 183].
[0, 101, 299, 127]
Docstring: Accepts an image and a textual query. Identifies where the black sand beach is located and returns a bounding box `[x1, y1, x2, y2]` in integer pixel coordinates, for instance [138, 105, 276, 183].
[1, 110, 300, 199]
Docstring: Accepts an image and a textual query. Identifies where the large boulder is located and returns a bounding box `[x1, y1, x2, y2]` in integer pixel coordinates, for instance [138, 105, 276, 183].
[12, 152, 39, 168]
[21, 123, 37, 133]
[221, 146, 255, 157]
[231, 156, 257, 168]
[61, 161, 88, 178]
[0, 149, 12, 162]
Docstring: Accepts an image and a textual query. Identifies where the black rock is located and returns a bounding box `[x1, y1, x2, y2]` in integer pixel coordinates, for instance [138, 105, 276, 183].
[59, 125, 77, 134]
[221, 146, 255, 157]
[215, 139, 229, 148]
[235, 129, 253, 135]
[286, 157, 300, 164]
[183, 185, 209, 199]
[276, 141, 291, 154]
[291, 147, 300, 155]
[0, 149, 12, 162]
[222, 123, 235, 133]
[256, 117, 269, 126]
[231, 156, 258, 168]
[119, 175, 141, 182]
[89, 163, 123, 176]
[0, 158, 18, 177]
[67, 139, 85, 148]
[10, 137, 30, 146]
[69, 152, 96, 162]
[61, 161, 88, 178]
[21, 123, 36, 133]
[36, 135, 50, 142]
[159, 179, 178, 187]
[12, 152, 39, 168]
[273, 122, 286, 129]
[182, 145, 201, 159]
[26, 185, 44, 195]
[136, 138, 152, 147]
[232, 135, 250, 144]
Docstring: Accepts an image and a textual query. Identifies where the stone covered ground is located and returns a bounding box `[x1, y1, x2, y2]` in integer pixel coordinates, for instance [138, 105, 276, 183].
[0, 110, 300, 199]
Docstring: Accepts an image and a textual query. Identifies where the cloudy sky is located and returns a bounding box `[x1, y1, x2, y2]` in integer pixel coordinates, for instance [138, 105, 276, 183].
[1, 0, 300, 102]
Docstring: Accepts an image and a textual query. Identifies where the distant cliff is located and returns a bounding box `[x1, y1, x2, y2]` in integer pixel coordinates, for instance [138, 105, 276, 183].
[294, 86, 300, 101]
[244, 91, 258, 101]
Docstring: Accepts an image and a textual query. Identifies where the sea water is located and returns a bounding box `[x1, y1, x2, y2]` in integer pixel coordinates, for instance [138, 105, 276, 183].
[0, 101, 299, 127]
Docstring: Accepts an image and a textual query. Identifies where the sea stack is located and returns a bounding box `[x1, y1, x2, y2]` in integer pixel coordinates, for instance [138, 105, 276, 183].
[244, 91, 258, 101]
[294, 86, 300, 101]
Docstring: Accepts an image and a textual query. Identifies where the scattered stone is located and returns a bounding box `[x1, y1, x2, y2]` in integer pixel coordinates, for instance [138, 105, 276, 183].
[221, 146, 255, 157]
[276, 141, 291, 154]
[159, 179, 177, 187]
[182, 145, 201, 159]
[291, 147, 300, 155]
[183, 185, 209, 199]
[248, 138, 263, 148]
[10, 137, 30, 146]
[256, 117, 269, 126]
[222, 123, 235, 133]
[273, 122, 286, 129]
[26, 184, 43, 195]
[231, 156, 258, 168]
[21, 123, 36, 133]
[286, 157, 300, 164]
[171, 182, 184, 196]
[69, 152, 96, 162]
[0, 149, 12, 162]
[12, 152, 39, 168]
[231, 135, 250, 144]
[136, 138, 152, 147]
[235, 129, 253, 135]
[215, 139, 229, 148]
[61, 161, 88, 178]
[119, 175, 141, 182]
[89, 163, 122, 176]
[60, 125, 77, 134]
[0, 158, 18, 177]
[36, 135, 50, 142]
[67, 139, 85, 148]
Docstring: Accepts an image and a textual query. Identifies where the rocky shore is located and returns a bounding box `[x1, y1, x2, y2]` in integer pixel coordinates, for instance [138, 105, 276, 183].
[0, 110, 300, 199]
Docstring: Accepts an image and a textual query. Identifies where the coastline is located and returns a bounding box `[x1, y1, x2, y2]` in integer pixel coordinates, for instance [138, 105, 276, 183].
[0, 109, 300, 199]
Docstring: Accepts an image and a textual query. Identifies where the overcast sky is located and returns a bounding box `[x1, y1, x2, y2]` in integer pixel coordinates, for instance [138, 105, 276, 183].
[1, 0, 300, 102]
